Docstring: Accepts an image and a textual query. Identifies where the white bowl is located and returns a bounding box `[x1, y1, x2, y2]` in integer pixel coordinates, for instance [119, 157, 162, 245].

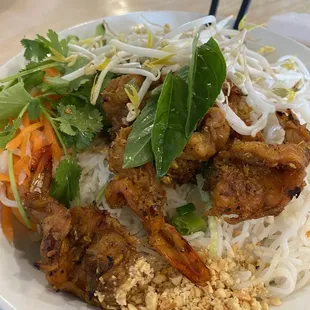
[1, 11, 310, 310]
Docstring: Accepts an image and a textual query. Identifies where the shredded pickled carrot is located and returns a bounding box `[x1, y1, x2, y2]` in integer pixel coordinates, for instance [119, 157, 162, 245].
[6, 122, 43, 151]
[20, 133, 30, 157]
[30, 130, 46, 153]
[22, 112, 31, 127]
[31, 89, 44, 97]
[1, 204, 13, 242]
[44, 67, 61, 77]
[0, 174, 10, 182]
[14, 156, 31, 176]
[43, 117, 62, 162]
[48, 94, 62, 101]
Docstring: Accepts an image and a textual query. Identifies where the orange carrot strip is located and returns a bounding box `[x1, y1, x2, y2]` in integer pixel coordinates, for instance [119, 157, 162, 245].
[43, 117, 62, 162]
[31, 89, 44, 97]
[22, 112, 31, 127]
[44, 67, 61, 77]
[20, 133, 30, 157]
[0, 174, 10, 182]
[48, 94, 62, 101]
[14, 156, 31, 176]
[1, 205, 13, 242]
[6, 122, 43, 150]
[30, 130, 46, 153]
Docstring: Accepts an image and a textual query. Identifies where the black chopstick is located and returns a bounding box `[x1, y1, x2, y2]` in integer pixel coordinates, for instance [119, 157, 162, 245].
[233, 0, 252, 29]
[209, 0, 219, 16]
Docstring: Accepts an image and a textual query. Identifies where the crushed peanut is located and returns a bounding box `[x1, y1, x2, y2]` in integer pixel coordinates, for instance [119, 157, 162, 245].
[98, 247, 282, 310]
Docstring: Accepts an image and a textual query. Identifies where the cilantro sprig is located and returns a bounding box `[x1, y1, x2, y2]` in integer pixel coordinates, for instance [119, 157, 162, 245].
[50, 159, 82, 207]
[21, 29, 69, 61]
[0, 27, 109, 211]
[54, 103, 103, 151]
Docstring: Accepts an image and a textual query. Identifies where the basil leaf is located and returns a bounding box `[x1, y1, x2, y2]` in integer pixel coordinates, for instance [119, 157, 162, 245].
[0, 82, 32, 128]
[176, 65, 189, 82]
[151, 72, 188, 178]
[186, 37, 226, 137]
[123, 88, 160, 168]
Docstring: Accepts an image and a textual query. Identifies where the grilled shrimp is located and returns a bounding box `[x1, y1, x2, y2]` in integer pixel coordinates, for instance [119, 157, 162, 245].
[105, 128, 211, 285]
[22, 146, 142, 309]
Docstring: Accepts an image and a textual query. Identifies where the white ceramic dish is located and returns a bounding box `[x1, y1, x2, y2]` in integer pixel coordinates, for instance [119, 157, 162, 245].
[1, 11, 310, 310]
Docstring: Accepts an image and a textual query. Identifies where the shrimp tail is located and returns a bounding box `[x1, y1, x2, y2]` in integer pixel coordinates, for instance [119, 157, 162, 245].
[105, 177, 211, 285]
[149, 223, 211, 286]
[29, 145, 53, 194]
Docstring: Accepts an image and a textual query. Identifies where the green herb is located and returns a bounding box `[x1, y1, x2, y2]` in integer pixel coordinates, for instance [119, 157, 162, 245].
[22, 29, 69, 61]
[151, 72, 188, 178]
[186, 37, 226, 137]
[176, 203, 196, 216]
[23, 70, 45, 92]
[66, 34, 79, 43]
[50, 159, 82, 207]
[40, 105, 68, 158]
[0, 82, 32, 128]
[69, 76, 93, 93]
[123, 38, 226, 177]
[21, 38, 50, 61]
[0, 103, 30, 147]
[40, 76, 71, 95]
[123, 88, 161, 168]
[96, 181, 109, 204]
[176, 65, 189, 81]
[96, 24, 106, 36]
[54, 104, 103, 151]
[0, 60, 58, 83]
[69, 72, 115, 104]
[64, 56, 89, 75]
[8, 150, 31, 228]
[0, 119, 21, 148]
[27, 98, 41, 120]
[171, 212, 206, 235]
[36, 29, 69, 57]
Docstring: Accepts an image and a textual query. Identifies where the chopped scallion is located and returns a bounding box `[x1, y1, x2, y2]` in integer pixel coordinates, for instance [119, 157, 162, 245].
[176, 202, 196, 216]
[171, 212, 206, 236]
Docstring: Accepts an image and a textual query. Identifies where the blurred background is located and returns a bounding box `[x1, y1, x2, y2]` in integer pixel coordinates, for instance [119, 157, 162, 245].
[0, 0, 309, 64]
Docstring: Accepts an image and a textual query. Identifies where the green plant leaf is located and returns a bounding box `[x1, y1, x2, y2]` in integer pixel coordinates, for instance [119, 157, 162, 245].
[0, 82, 32, 128]
[123, 89, 161, 168]
[64, 56, 89, 75]
[0, 119, 21, 148]
[27, 98, 41, 120]
[37, 29, 69, 57]
[186, 37, 226, 137]
[54, 103, 103, 151]
[50, 159, 81, 207]
[151, 72, 188, 178]
[96, 24, 105, 36]
[21, 38, 50, 61]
